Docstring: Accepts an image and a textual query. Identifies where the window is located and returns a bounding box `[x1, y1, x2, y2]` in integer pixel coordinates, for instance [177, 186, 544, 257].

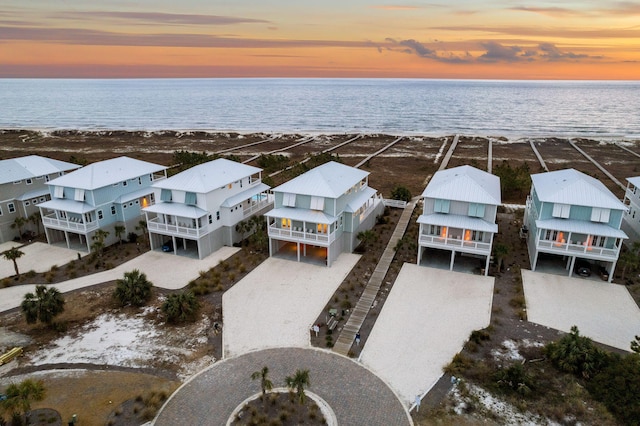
[39, 197, 45, 202]
[310, 196, 324, 210]
[54, 186, 64, 198]
[74, 188, 85, 201]
[45, 175, 50, 182]
[123, 203, 127, 209]
[468, 203, 485, 218]
[543, 230, 558, 241]
[208, 214, 213, 224]
[472, 231, 484, 241]
[36, 175, 44, 180]
[160, 189, 172, 202]
[434, 199, 450, 214]
[552, 203, 570, 218]
[97, 210, 103, 220]
[13, 180, 22, 184]
[0, 206, 2, 216]
[135, 200, 139, 204]
[429, 225, 442, 235]
[185, 192, 197, 205]
[590, 207, 610, 223]
[282, 193, 296, 207]
[25, 200, 30, 206]
[216, 211, 220, 220]
[122, 180, 128, 187]
[111, 206, 116, 215]
[129, 202, 133, 207]
[32, 198, 38, 204]
[8, 203, 16, 213]
[26, 178, 33, 185]
[150, 193, 155, 203]
[138, 177, 142, 185]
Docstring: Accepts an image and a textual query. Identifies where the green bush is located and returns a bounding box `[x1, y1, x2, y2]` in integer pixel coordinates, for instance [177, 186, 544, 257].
[390, 185, 412, 202]
[545, 326, 610, 379]
[162, 291, 200, 324]
[493, 363, 535, 396]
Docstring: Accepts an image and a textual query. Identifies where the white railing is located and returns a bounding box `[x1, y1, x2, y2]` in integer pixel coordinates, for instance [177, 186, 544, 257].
[42, 215, 99, 233]
[537, 240, 618, 258]
[268, 225, 335, 244]
[419, 234, 491, 253]
[147, 217, 203, 238]
[242, 197, 274, 219]
[383, 199, 407, 209]
[360, 197, 382, 222]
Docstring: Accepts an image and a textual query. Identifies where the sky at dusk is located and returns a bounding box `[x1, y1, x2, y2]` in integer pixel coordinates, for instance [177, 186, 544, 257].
[0, 0, 639, 79]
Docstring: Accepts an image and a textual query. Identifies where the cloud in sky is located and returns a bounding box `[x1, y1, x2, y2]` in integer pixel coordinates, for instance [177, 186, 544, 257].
[50, 11, 270, 26]
[508, 6, 587, 18]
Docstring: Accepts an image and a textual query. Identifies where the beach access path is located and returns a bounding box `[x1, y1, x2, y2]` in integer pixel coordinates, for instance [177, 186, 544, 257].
[359, 264, 494, 406]
[222, 254, 359, 358]
[0, 247, 239, 313]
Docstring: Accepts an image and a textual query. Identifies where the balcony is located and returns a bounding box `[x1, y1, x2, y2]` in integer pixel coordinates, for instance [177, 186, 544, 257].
[268, 224, 336, 245]
[536, 239, 619, 259]
[42, 214, 99, 233]
[419, 234, 491, 254]
[147, 217, 205, 238]
[242, 196, 274, 219]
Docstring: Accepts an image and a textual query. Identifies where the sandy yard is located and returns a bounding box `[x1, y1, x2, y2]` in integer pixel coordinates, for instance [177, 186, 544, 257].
[0, 242, 80, 279]
[222, 254, 360, 358]
[359, 264, 494, 406]
[522, 269, 640, 351]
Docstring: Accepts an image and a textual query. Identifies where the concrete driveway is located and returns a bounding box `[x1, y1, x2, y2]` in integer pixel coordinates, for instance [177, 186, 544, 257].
[522, 269, 640, 351]
[359, 264, 494, 406]
[0, 246, 239, 313]
[222, 254, 360, 358]
[0, 242, 80, 279]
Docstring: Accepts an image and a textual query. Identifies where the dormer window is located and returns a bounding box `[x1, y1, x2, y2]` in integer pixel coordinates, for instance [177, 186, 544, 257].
[283, 193, 296, 207]
[74, 188, 85, 201]
[310, 196, 324, 211]
[185, 192, 197, 205]
[160, 189, 172, 202]
[468, 203, 485, 218]
[591, 207, 610, 223]
[54, 186, 64, 198]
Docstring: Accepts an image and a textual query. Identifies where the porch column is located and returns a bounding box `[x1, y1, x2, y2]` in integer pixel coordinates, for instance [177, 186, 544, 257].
[484, 255, 490, 276]
[172, 236, 177, 255]
[327, 246, 331, 267]
[44, 226, 52, 245]
[608, 261, 616, 283]
[64, 231, 70, 249]
[85, 233, 91, 253]
[568, 256, 576, 277]
[532, 252, 539, 271]
[303, 243, 307, 257]
[449, 250, 455, 271]
[417, 245, 422, 265]
[268, 237, 273, 257]
[197, 240, 203, 260]
[297, 242, 300, 262]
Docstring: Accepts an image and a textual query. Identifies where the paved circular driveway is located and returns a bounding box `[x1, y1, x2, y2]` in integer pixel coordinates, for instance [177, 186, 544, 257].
[154, 347, 411, 426]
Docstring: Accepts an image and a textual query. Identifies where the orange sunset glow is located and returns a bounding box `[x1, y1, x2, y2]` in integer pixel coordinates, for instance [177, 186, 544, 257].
[1, 1, 639, 79]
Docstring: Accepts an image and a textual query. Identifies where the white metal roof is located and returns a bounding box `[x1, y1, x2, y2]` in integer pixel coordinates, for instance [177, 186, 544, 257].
[38, 199, 94, 214]
[221, 183, 270, 208]
[265, 207, 336, 224]
[273, 162, 370, 198]
[422, 165, 501, 205]
[16, 188, 49, 201]
[345, 187, 377, 213]
[0, 155, 81, 185]
[535, 218, 628, 239]
[627, 176, 640, 188]
[115, 187, 155, 204]
[418, 213, 498, 233]
[154, 159, 261, 193]
[532, 169, 625, 210]
[143, 202, 209, 219]
[48, 156, 166, 190]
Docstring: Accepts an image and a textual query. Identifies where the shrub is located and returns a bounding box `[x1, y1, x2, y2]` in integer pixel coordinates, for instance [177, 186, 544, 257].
[390, 185, 412, 202]
[545, 326, 610, 379]
[493, 362, 535, 396]
[470, 328, 491, 345]
[162, 291, 200, 323]
[127, 232, 138, 243]
[113, 269, 153, 307]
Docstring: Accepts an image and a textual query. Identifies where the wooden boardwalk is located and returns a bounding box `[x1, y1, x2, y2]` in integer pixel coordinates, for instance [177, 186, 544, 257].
[242, 135, 315, 164]
[353, 136, 403, 168]
[438, 134, 459, 171]
[528, 140, 549, 172]
[487, 138, 493, 172]
[569, 140, 626, 191]
[615, 143, 640, 159]
[214, 135, 276, 154]
[332, 199, 417, 355]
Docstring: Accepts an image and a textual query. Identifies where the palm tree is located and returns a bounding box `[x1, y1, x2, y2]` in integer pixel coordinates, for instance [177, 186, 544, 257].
[91, 229, 110, 256]
[357, 229, 378, 252]
[11, 216, 28, 240]
[251, 366, 273, 397]
[161, 291, 200, 323]
[285, 369, 310, 405]
[136, 220, 149, 247]
[20, 285, 65, 325]
[28, 211, 42, 236]
[114, 224, 126, 245]
[235, 220, 251, 246]
[113, 269, 153, 307]
[2, 247, 25, 278]
[493, 243, 509, 272]
[618, 249, 638, 281]
[0, 379, 45, 422]
[249, 215, 268, 251]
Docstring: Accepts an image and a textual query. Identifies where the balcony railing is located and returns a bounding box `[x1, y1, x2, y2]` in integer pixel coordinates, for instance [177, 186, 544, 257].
[242, 197, 274, 219]
[268, 225, 336, 245]
[42, 215, 99, 233]
[147, 217, 204, 238]
[419, 234, 491, 253]
[537, 240, 618, 258]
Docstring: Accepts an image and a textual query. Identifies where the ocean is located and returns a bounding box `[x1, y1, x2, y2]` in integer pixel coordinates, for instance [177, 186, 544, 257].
[1, 78, 639, 139]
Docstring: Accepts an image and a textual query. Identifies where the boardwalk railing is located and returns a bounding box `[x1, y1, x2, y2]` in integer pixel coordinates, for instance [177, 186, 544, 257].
[383, 199, 407, 209]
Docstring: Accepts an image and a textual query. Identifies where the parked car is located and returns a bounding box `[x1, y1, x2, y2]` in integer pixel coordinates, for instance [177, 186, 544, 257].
[599, 266, 609, 281]
[574, 259, 591, 277]
[162, 240, 174, 252]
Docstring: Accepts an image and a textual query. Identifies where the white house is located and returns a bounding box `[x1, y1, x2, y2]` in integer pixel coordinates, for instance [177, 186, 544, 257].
[39, 156, 167, 252]
[0, 155, 81, 243]
[523, 168, 628, 282]
[417, 165, 501, 275]
[622, 176, 640, 244]
[143, 158, 272, 259]
[265, 161, 383, 266]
